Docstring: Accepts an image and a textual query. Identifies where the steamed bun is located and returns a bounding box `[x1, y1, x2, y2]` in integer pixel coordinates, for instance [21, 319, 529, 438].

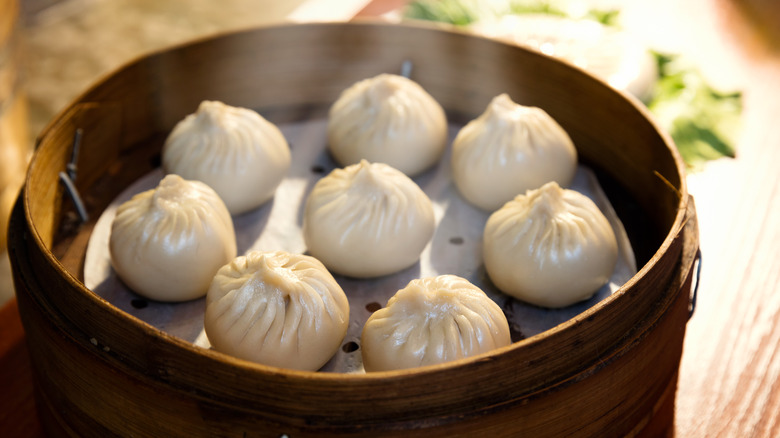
[361, 275, 511, 372]
[483, 181, 618, 308]
[109, 174, 237, 302]
[162, 100, 291, 215]
[452, 93, 577, 211]
[303, 160, 436, 278]
[204, 250, 349, 371]
[327, 73, 448, 176]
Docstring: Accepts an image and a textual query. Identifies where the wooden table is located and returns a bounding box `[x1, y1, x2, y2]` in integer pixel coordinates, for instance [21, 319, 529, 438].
[673, 54, 780, 437]
[2, 1, 780, 436]
[0, 298, 42, 438]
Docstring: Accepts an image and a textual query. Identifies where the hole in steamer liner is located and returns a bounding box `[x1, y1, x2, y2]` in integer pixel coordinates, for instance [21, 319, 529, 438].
[131, 299, 149, 309]
[365, 302, 382, 313]
[342, 341, 359, 353]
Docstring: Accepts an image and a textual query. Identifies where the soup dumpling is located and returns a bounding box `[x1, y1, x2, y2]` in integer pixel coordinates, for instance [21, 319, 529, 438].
[452, 93, 577, 211]
[162, 100, 291, 215]
[361, 275, 511, 372]
[483, 181, 618, 308]
[109, 174, 237, 302]
[327, 73, 447, 177]
[303, 160, 436, 278]
[204, 250, 350, 371]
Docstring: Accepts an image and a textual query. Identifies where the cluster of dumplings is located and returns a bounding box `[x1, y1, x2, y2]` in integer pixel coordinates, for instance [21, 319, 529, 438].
[107, 72, 619, 373]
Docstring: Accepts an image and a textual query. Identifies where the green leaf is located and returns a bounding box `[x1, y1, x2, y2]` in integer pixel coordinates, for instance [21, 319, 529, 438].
[586, 9, 621, 26]
[506, 0, 567, 17]
[647, 53, 741, 170]
[404, 0, 481, 25]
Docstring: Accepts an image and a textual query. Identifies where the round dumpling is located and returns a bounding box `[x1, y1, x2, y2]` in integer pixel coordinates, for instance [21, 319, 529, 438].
[327, 73, 448, 177]
[483, 181, 618, 308]
[451, 93, 578, 211]
[361, 275, 511, 372]
[109, 174, 237, 302]
[162, 100, 291, 215]
[303, 160, 436, 278]
[204, 250, 350, 371]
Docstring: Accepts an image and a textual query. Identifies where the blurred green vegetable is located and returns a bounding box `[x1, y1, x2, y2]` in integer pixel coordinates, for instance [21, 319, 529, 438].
[404, 0, 741, 170]
[404, 0, 485, 25]
[646, 53, 739, 170]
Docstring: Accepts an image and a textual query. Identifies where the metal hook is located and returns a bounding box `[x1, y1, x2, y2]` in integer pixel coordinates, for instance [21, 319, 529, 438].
[59, 128, 88, 223]
[688, 248, 702, 319]
[400, 59, 413, 78]
[67, 128, 83, 181]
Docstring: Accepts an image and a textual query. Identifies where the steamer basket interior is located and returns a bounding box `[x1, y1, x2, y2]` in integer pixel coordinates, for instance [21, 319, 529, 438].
[11, 22, 694, 437]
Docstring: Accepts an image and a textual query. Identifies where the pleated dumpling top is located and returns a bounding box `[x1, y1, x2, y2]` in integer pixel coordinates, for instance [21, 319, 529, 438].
[162, 100, 291, 215]
[483, 181, 618, 308]
[327, 73, 447, 177]
[303, 160, 435, 278]
[452, 93, 577, 211]
[361, 275, 511, 372]
[204, 250, 349, 371]
[109, 174, 237, 302]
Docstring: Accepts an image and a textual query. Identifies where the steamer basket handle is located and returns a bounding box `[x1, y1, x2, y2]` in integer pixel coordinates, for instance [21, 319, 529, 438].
[681, 194, 701, 320]
[688, 248, 702, 319]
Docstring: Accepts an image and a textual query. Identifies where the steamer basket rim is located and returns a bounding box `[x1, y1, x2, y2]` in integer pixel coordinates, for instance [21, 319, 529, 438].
[21, 20, 690, 381]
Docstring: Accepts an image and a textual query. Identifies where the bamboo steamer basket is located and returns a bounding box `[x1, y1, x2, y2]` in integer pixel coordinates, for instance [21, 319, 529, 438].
[8, 22, 699, 437]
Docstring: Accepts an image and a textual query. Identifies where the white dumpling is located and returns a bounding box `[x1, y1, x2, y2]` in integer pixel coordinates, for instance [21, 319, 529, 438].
[361, 275, 511, 372]
[483, 181, 618, 308]
[162, 100, 291, 215]
[327, 73, 448, 176]
[303, 160, 436, 278]
[204, 250, 350, 371]
[109, 174, 237, 302]
[451, 93, 578, 211]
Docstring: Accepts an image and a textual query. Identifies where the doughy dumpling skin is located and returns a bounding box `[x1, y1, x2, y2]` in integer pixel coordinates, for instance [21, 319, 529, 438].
[327, 73, 448, 176]
[483, 181, 618, 308]
[361, 275, 511, 372]
[109, 174, 237, 302]
[452, 93, 577, 211]
[204, 250, 350, 371]
[303, 160, 436, 278]
[162, 100, 291, 215]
